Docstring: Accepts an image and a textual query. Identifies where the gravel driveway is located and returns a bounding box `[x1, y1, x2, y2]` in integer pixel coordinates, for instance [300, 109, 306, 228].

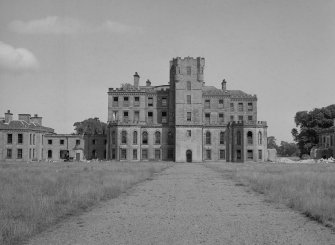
[27, 163, 335, 245]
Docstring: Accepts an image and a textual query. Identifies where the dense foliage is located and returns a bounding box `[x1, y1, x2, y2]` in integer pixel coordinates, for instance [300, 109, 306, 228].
[73, 118, 107, 135]
[267, 136, 298, 157]
[292, 104, 335, 156]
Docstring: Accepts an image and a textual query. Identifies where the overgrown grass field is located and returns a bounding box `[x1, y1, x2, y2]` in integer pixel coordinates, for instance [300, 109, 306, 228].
[0, 161, 171, 244]
[206, 162, 335, 228]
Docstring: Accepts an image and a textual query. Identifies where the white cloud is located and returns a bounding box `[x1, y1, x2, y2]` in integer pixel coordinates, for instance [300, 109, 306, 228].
[8, 16, 142, 35]
[0, 41, 39, 72]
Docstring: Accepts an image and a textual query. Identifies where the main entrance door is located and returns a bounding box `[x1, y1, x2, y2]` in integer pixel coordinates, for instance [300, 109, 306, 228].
[186, 150, 192, 162]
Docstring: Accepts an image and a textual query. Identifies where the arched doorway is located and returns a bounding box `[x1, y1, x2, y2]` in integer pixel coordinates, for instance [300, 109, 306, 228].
[186, 150, 192, 162]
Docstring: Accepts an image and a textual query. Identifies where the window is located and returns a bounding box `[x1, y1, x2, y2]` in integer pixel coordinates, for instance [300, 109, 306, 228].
[220, 132, 225, 144]
[121, 149, 127, 160]
[168, 149, 174, 159]
[33, 134, 35, 145]
[76, 139, 80, 145]
[148, 112, 153, 123]
[112, 149, 116, 159]
[48, 150, 52, 159]
[17, 149, 22, 159]
[7, 149, 12, 159]
[18, 134, 23, 144]
[113, 96, 119, 106]
[29, 149, 31, 159]
[112, 111, 118, 121]
[92, 150, 97, 159]
[248, 115, 253, 121]
[121, 131, 127, 144]
[186, 66, 191, 75]
[30, 134, 32, 145]
[238, 103, 243, 112]
[187, 95, 191, 104]
[162, 97, 167, 106]
[206, 131, 211, 145]
[237, 150, 241, 160]
[112, 131, 116, 144]
[205, 100, 210, 109]
[187, 112, 191, 121]
[248, 102, 253, 111]
[104, 140, 107, 145]
[60, 139, 64, 145]
[134, 97, 140, 106]
[218, 99, 224, 108]
[48, 139, 52, 145]
[142, 149, 148, 160]
[142, 131, 148, 144]
[219, 150, 225, 160]
[230, 115, 234, 121]
[155, 149, 161, 160]
[134, 111, 139, 122]
[187, 81, 191, 90]
[123, 111, 129, 122]
[258, 131, 262, 145]
[187, 130, 191, 137]
[162, 111, 167, 123]
[123, 96, 129, 107]
[92, 139, 96, 145]
[133, 149, 137, 160]
[7, 134, 12, 144]
[247, 131, 253, 145]
[237, 131, 241, 145]
[168, 131, 173, 145]
[33, 149, 35, 158]
[206, 150, 211, 160]
[230, 103, 234, 111]
[133, 131, 138, 145]
[148, 97, 153, 107]
[258, 150, 262, 160]
[219, 113, 224, 124]
[238, 115, 243, 121]
[155, 131, 161, 144]
[247, 150, 253, 160]
[205, 113, 210, 124]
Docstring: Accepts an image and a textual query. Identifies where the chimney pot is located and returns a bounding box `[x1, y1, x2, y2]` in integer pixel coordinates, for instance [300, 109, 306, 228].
[146, 79, 151, 86]
[221, 79, 227, 91]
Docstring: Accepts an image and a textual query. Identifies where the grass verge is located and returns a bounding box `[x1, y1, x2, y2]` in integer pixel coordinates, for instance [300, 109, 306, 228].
[0, 161, 171, 244]
[206, 162, 335, 229]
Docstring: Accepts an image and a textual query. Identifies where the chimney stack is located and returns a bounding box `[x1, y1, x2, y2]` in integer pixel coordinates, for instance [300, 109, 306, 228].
[221, 79, 227, 91]
[5, 110, 13, 123]
[30, 114, 42, 125]
[146, 79, 151, 87]
[133, 72, 140, 89]
[18, 114, 31, 123]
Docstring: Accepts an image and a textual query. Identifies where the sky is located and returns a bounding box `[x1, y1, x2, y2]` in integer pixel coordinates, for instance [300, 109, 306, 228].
[0, 0, 334, 143]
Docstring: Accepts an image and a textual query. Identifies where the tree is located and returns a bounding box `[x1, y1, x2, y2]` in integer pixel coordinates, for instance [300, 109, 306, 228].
[278, 141, 299, 157]
[73, 118, 107, 135]
[292, 104, 335, 156]
[267, 136, 279, 151]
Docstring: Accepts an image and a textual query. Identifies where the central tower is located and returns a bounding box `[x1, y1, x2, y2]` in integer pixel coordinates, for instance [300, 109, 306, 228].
[170, 57, 205, 162]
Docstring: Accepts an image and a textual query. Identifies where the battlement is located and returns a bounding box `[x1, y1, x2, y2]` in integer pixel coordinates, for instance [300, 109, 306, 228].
[230, 120, 267, 126]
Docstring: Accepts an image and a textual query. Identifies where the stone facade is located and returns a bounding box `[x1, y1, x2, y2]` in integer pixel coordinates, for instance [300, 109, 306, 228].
[107, 57, 268, 162]
[311, 119, 335, 159]
[84, 134, 107, 160]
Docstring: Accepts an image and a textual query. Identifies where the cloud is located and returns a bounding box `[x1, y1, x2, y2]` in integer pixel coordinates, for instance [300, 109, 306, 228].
[9, 16, 142, 35]
[0, 41, 39, 72]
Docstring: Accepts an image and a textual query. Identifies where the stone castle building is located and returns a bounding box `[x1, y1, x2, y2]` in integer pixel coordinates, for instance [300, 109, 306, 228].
[106, 57, 268, 162]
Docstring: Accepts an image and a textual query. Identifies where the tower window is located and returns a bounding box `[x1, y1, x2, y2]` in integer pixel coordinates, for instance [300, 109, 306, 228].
[187, 95, 191, 104]
[187, 112, 191, 121]
[206, 131, 211, 145]
[7, 134, 12, 144]
[186, 66, 191, 75]
[187, 81, 191, 90]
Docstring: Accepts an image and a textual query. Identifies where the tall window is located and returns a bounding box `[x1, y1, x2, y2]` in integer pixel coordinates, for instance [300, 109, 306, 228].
[162, 111, 167, 123]
[205, 113, 210, 124]
[155, 131, 161, 144]
[48, 139, 52, 145]
[133, 131, 138, 145]
[230, 103, 234, 111]
[18, 134, 23, 144]
[238, 115, 243, 121]
[134, 97, 140, 106]
[133, 149, 137, 160]
[219, 150, 225, 160]
[248, 102, 253, 111]
[112, 131, 116, 144]
[123, 96, 129, 107]
[205, 100, 210, 109]
[187, 95, 191, 104]
[113, 96, 118, 106]
[248, 115, 253, 121]
[220, 132, 225, 144]
[123, 111, 129, 122]
[187, 81, 191, 90]
[247, 131, 253, 145]
[142, 131, 148, 144]
[258, 150, 262, 160]
[247, 150, 253, 160]
[148, 97, 153, 107]
[48, 150, 52, 159]
[186, 66, 191, 75]
[155, 149, 161, 160]
[237, 150, 241, 160]
[142, 149, 148, 160]
[148, 112, 153, 123]
[258, 131, 262, 145]
[238, 103, 243, 112]
[206, 150, 211, 160]
[230, 115, 234, 121]
[206, 131, 211, 145]
[33, 134, 35, 145]
[121, 149, 127, 160]
[168, 131, 173, 145]
[7, 134, 12, 144]
[237, 131, 241, 145]
[6, 149, 12, 158]
[219, 113, 224, 124]
[121, 131, 127, 144]
[17, 149, 22, 159]
[134, 111, 139, 122]
[187, 112, 191, 121]
[162, 97, 167, 106]
[218, 99, 224, 108]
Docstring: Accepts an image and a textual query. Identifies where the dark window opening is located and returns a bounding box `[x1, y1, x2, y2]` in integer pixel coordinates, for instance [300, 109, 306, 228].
[7, 149, 12, 158]
[60, 139, 64, 145]
[17, 149, 22, 159]
[187, 95, 191, 104]
[162, 97, 167, 106]
[162, 111, 167, 123]
[155, 131, 161, 144]
[121, 149, 127, 160]
[148, 97, 153, 107]
[206, 150, 211, 160]
[247, 131, 253, 145]
[187, 112, 191, 121]
[148, 112, 153, 123]
[18, 134, 23, 144]
[134, 97, 140, 106]
[220, 132, 225, 144]
[133, 131, 138, 145]
[7, 134, 12, 144]
[48, 150, 52, 159]
[206, 131, 211, 145]
[133, 149, 137, 160]
[48, 139, 52, 145]
[142, 131, 148, 144]
[121, 131, 127, 144]
[142, 149, 148, 160]
[205, 100, 210, 109]
[155, 149, 161, 160]
[220, 150, 225, 160]
[247, 150, 253, 160]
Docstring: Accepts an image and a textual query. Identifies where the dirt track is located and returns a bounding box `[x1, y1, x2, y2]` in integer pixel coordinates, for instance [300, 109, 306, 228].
[27, 163, 335, 245]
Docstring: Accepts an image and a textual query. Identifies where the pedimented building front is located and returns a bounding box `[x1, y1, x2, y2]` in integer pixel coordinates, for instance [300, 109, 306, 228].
[107, 57, 268, 162]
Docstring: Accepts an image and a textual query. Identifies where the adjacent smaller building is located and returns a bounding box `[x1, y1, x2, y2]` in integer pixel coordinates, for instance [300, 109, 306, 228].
[84, 134, 107, 160]
[311, 119, 335, 159]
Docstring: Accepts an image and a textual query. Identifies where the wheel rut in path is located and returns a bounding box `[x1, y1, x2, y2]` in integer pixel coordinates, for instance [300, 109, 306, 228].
[27, 163, 335, 245]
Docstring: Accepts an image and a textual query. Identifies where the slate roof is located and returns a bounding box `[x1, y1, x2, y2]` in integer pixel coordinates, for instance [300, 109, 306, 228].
[0, 120, 54, 133]
[202, 86, 255, 98]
